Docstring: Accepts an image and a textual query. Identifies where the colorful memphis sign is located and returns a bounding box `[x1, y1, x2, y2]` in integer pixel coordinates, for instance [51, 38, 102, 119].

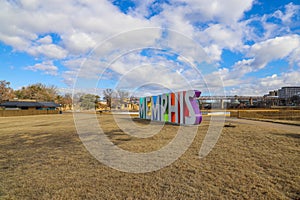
[139, 90, 202, 125]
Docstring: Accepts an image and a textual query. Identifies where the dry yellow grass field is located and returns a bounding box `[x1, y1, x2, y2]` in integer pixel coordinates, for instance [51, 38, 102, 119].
[0, 113, 299, 199]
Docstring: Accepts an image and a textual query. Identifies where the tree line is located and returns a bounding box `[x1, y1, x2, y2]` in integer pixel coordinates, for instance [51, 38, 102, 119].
[0, 80, 72, 109]
[73, 88, 132, 110]
[0, 80, 135, 110]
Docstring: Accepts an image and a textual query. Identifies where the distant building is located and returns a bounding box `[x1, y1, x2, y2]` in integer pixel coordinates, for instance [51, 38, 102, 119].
[278, 87, 300, 99]
[0, 101, 60, 110]
[268, 90, 278, 97]
[263, 90, 279, 107]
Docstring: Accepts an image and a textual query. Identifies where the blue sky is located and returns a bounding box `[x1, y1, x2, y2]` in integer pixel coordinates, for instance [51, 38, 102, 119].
[0, 0, 299, 96]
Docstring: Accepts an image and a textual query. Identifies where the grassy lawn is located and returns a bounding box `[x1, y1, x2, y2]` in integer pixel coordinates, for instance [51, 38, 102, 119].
[0, 113, 299, 199]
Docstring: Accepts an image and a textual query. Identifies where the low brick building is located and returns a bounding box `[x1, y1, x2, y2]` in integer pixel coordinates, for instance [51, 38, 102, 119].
[0, 101, 60, 110]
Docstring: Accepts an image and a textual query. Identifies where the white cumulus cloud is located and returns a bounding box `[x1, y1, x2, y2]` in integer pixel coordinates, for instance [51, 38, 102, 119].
[25, 61, 59, 76]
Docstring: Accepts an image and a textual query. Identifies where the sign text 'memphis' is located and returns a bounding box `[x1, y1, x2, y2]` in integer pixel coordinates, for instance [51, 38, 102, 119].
[139, 90, 202, 125]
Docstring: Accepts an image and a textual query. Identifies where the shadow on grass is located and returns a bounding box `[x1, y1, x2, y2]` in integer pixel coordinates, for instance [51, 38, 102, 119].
[272, 133, 300, 139]
[110, 115, 167, 126]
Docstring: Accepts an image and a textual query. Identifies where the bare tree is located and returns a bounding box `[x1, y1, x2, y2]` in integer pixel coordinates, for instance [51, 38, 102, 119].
[117, 89, 129, 104]
[110, 89, 129, 110]
[103, 89, 114, 110]
[56, 93, 73, 110]
[0, 80, 15, 102]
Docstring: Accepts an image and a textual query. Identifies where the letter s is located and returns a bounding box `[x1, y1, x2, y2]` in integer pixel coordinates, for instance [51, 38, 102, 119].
[184, 90, 202, 125]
